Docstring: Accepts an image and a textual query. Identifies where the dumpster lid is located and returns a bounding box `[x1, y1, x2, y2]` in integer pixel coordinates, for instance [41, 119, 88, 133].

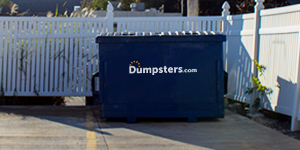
[96, 31, 226, 43]
[97, 31, 223, 37]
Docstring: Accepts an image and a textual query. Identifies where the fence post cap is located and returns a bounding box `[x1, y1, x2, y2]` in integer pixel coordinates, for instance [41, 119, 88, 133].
[107, 2, 114, 12]
[255, 0, 264, 2]
[222, 1, 230, 10]
[255, 0, 265, 10]
[222, 1, 230, 16]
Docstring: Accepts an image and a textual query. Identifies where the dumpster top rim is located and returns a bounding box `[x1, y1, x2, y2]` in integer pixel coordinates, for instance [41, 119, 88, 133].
[97, 31, 223, 37]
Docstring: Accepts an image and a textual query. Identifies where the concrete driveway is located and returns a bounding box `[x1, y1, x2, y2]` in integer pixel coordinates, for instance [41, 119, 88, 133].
[0, 106, 299, 150]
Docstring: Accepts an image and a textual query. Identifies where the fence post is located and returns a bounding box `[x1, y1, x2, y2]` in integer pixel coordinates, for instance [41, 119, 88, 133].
[291, 29, 300, 131]
[222, 1, 230, 34]
[250, 0, 264, 113]
[106, 2, 114, 32]
[222, 1, 230, 72]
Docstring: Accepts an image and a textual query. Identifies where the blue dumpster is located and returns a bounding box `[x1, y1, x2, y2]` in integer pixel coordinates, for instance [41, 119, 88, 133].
[94, 31, 226, 123]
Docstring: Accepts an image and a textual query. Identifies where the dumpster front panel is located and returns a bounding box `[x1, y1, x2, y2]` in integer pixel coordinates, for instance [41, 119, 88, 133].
[96, 33, 226, 122]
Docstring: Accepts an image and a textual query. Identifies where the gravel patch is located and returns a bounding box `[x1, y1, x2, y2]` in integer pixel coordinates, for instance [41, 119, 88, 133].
[251, 111, 300, 140]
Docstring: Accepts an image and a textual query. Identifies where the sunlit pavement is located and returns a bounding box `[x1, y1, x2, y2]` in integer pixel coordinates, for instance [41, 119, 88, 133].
[64, 97, 86, 106]
[0, 106, 299, 150]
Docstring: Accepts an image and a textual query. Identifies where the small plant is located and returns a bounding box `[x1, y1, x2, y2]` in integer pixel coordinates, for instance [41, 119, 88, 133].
[10, 3, 17, 14]
[245, 60, 278, 108]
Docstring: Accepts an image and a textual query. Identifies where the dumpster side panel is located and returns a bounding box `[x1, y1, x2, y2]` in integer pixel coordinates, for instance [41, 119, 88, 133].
[97, 35, 225, 121]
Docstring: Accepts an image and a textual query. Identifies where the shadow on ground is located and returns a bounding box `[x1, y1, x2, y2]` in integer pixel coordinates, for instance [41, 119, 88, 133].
[1, 106, 300, 150]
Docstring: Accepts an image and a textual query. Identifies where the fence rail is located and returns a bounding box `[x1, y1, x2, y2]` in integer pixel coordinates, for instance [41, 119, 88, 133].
[114, 16, 223, 32]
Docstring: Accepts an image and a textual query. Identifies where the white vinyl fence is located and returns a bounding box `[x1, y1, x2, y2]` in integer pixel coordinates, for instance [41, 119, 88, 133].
[0, 3, 223, 97]
[224, 0, 300, 131]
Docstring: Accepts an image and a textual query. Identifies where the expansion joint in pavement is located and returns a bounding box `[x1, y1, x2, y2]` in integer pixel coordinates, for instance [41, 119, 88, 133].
[91, 108, 110, 150]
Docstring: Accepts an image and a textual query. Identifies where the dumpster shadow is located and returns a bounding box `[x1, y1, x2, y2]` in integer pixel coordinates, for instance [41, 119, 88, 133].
[103, 117, 220, 123]
[95, 109, 270, 149]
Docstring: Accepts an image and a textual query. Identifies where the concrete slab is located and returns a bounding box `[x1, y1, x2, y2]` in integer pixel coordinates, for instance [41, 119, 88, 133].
[0, 106, 299, 150]
[0, 106, 107, 150]
[95, 109, 300, 150]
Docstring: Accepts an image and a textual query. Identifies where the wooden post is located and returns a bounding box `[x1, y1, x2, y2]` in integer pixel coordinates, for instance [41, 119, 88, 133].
[106, 2, 114, 32]
[187, 0, 199, 16]
[250, 0, 264, 113]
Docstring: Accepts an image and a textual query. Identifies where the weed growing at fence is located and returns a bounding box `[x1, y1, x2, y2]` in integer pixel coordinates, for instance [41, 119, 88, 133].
[245, 60, 280, 108]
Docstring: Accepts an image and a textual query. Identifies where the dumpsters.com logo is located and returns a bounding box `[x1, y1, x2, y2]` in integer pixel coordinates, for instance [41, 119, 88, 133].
[129, 61, 197, 75]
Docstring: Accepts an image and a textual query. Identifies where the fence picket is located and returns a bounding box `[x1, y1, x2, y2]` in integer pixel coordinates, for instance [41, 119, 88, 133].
[131, 22, 136, 32]
[64, 22, 69, 92]
[83, 22, 88, 92]
[12, 21, 18, 93]
[7, 21, 13, 92]
[59, 22, 65, 92]
[140, 22, 145, 32]
[136, 22, 140, 32]
[150, 22, 154, 32]
[207, 21, 211, 31]
[126, 22, 130, 32]
[35, 21, 41, 92]
[78, 22, 83, 92]
[44, 21, 51, 92]
[121, 22, 125, 32]
[87, 23, 93, 92]
[3, 21, 8, 92]
[40, 21, 46, 92]
[68, 21, 74, 92]
[16, 21, 22, 92]
[202, 21, 207, 31]
[54, 21, 60, 92]
[49, 21, 55, 92]
[217, 21, 221, 32]
[21, 22, 27, 92]
[0, 21, 3, 89]
[153, 22, 158, 32]
[31, 21, 37, 92]
[73, 22, 79, 92]
[117, 23, 121, 32]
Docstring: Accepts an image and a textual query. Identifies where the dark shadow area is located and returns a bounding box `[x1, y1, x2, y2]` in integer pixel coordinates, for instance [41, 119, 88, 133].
[0, 97, 65, 105]
[0, 106, 103, 135]
[260, 75, 297, 116]
[104, 117, 220, 123]
[261, 109, 291, 122]
[225, 14, 253, 104]
[93, 109, 227, 149]
[275, 76, 297, 115]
